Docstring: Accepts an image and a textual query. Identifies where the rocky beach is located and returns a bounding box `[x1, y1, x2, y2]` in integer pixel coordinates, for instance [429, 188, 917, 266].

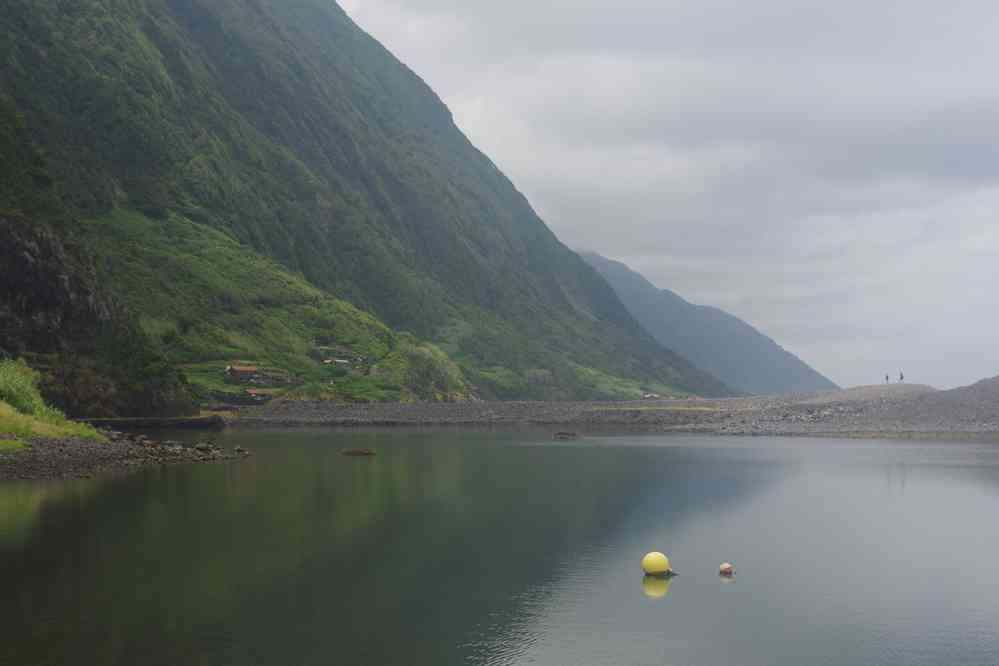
[0, 431, 251, 481]
[240, 378, 999, 439]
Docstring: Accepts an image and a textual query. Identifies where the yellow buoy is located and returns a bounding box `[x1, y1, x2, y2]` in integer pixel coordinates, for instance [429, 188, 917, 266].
[642, 574, 673, 599]
[641, 551, 672, 576]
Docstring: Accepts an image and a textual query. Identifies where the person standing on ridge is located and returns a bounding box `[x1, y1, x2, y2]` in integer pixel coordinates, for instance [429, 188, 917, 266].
[899, 371, 905, 383]
[885, 374, 890, 384]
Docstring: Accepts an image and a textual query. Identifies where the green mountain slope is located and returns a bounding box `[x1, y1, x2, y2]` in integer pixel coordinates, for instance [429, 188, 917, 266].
[0, 0, 732, 409]
[582, 253, 838, 395]
[87, 209, 471, 405]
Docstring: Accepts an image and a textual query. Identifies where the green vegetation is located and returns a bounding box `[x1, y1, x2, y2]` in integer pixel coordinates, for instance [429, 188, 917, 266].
[0, 0, 732, 412]
[0, 358, 60, 420]
[0, 360, 104, 443]
[84, 210, 472, 402]
[568, 365, 680, 401]
[372, 334, 468, 402]
[0, 440, 26, 453]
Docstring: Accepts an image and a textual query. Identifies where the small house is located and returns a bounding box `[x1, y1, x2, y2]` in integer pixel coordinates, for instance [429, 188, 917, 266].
[225, 365, 259, 382]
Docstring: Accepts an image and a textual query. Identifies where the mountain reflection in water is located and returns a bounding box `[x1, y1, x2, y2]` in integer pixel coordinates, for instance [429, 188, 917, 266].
[2, 431, 998, 666]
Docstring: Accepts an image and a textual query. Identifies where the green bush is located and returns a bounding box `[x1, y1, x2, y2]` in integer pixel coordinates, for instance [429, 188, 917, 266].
[0, 359, 104, 442]
[0, 359, 60, 419]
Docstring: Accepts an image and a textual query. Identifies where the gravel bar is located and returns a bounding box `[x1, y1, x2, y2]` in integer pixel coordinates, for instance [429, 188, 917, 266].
[239, 379, 999, 440]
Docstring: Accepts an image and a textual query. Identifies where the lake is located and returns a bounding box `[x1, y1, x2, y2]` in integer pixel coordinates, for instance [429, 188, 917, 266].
[2, 429, 999, 665]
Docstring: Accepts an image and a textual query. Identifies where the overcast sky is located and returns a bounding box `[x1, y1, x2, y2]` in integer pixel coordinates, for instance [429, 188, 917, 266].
[341, 0, 999, 389]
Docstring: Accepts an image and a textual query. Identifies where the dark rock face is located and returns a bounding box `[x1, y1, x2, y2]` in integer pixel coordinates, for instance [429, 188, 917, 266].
[0, 217, 114, 356]
[0, 217, 196, 417]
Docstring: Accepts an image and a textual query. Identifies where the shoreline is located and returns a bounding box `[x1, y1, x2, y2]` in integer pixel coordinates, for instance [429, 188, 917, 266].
[234, 385, 999, 441]
[6, 381, 998, 482]
[233, 418, 999, 442]
[0, 431, 251, 482]
[233, 416, 999, 442]
[81, 415, 227, 430]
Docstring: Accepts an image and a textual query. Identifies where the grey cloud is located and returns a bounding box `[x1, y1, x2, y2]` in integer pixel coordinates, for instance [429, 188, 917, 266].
[349, 0, 995, 62]
[342, 0, 999, 388]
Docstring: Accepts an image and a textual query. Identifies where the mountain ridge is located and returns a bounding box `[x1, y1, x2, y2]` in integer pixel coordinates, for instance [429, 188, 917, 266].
[0, 0, 732, 412]
[581, 252, 838, 395]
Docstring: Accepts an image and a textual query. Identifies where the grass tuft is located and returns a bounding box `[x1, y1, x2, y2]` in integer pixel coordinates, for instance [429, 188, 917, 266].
[0, 360, 104, 443]
[0, 359, 60, 420]
[0, 439, 26, 452]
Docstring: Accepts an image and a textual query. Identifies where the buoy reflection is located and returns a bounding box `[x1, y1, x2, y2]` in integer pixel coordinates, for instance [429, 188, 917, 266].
[642, 574, 673, 599]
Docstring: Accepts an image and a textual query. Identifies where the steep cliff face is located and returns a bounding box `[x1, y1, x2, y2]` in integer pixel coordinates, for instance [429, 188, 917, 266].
[0, 217, 196, 417]
[0, 218, 112, 354]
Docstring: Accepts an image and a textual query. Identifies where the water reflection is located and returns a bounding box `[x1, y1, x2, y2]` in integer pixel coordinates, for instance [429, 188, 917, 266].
[2, 432, 999, 666]
[0, 479, 97, 549]
[641, 574, 672, 599]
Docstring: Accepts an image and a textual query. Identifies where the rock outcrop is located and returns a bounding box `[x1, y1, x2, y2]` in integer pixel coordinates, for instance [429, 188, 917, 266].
[0, 216, 196, 417]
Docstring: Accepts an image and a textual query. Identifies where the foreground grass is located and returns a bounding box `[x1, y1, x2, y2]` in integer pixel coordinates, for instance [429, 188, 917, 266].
[0, 438, 26, 452]
[0, 361, 104, 445]
[0, 401, 103, 443]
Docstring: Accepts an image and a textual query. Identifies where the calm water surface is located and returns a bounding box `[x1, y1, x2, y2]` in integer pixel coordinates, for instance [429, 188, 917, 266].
[2, 430, 999, 665]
